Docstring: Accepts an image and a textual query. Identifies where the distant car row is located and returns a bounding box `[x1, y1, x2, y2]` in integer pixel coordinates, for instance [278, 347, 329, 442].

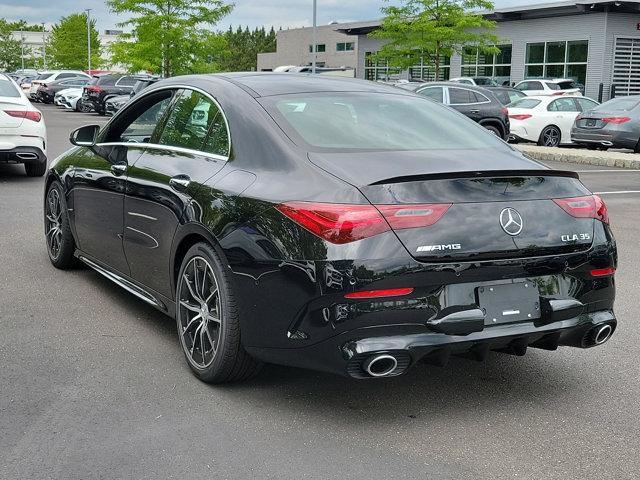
[450, 76, 584, 96]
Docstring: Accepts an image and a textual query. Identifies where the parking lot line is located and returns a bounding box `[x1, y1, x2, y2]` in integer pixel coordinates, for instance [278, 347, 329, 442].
[593, 190, 640, 195]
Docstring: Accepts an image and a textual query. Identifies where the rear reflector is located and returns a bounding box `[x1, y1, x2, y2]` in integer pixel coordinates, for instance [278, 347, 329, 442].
[376, 203, 452, 230]
[276, 202, 390, 244]
[3, 110, 42, 122]
[509, 114, 532, 120]
[590, 267, 616, 277]
[552, 195, 609, 224]
[602, 116, 631, 124]
[345, 288, 414, 299]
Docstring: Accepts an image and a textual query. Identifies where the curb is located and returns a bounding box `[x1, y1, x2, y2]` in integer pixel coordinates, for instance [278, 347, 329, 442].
[514, 144, 640, 169]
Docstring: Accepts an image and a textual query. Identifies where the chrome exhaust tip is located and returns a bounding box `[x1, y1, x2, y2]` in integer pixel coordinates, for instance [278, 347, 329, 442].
[594, 323, 613, 345]
[16, 152, 38, 160]
[363, 354, 398, 377]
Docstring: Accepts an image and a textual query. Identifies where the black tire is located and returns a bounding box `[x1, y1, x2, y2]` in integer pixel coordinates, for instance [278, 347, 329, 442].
[175, 242, 262, 383]
[483, 125, 502, 138]
[634, 140, 640, 154]
[25, 162, 46, 177]
[44, 181, 77, 269]
[538, 125, 561, 147]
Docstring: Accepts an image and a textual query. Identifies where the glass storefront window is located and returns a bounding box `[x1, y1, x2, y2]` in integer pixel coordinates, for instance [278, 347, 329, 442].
[460, 44, 512, 81]
[526, 43, 545, 63]
[568, 40, 588, 62]
[546, 41, 566, 63]
[525, 65, 544, 77]
[525, 40, 588, 86]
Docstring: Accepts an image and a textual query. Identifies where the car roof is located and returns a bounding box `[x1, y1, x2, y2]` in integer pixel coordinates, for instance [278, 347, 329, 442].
[210, 72, 410, 97]
[410, 81, 491, 92]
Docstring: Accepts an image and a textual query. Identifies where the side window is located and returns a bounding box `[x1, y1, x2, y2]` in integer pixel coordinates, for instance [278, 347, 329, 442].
[529, 81, 543, 90]
[417, 87, 443, 103]
[116, 76, 137, 87]
[58, 73, 76, 79]
[106, 90, 174, 143]
[576, 98, 598, 111]
[515, 82, 529, 91]
[157, 89, 229, 155]
[548, 98, 578, 112]
[471, 92, 490, 103]
[448, 87, 472, 104]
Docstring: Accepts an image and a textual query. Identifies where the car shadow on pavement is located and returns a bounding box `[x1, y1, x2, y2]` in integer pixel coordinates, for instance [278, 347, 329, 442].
[0, 163, 41, 180]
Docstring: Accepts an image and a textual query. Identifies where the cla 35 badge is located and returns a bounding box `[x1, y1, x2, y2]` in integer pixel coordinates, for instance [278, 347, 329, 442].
[500, 208, 524, 236]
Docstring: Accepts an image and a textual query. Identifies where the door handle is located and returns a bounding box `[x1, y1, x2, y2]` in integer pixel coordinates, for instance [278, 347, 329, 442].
[169, 175, 192, 192]
[470, 109, 480, 114]
[111, 163, 127, 176]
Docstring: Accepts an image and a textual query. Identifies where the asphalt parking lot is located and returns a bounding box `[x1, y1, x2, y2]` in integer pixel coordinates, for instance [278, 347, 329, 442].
[1, 104, 639, 479]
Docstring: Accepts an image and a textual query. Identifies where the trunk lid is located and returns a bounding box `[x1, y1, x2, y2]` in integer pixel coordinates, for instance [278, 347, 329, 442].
[360, 173, 594, 262]
[0, 99, 29, 128]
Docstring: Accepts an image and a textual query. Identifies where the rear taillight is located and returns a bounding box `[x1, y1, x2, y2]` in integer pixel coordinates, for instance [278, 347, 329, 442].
[276, 201, 452, 244]
[376, 204, 452, 230]
[509, 114, 532, 120]
[276, 202, 390, 244]
[87, 85, 103, 93]
[4, 110, 42, 122]
[553, 195, 609, 224]
[602, 116, 631, 124]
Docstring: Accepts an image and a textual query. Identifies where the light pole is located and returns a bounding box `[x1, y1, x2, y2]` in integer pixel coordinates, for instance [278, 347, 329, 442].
[41, 23, 47, 70]
[20, 31, 25, 71]
[85, 9, 92, 73]
[312, 0, 317, 74]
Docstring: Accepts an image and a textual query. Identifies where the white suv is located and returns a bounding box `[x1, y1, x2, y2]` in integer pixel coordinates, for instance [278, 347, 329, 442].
[513, 78, 582, 96]
[28, 70, 90, 101]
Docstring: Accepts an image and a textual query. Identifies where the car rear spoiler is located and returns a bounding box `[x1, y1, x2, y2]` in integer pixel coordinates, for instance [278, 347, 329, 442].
[368, 169, 579, 186]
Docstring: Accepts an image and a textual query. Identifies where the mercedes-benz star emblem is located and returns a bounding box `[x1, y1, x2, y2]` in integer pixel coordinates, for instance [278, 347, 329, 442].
[499, 208, 523, 236]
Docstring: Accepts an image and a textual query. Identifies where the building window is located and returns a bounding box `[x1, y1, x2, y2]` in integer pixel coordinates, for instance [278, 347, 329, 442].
[525, 40, 588, 85]
[364, 52, 402, 81]
[337, 42, 355, 52]
[409, 56, 450, 81]
[461, 44, 512, 84]
[309, 44, 326, 53]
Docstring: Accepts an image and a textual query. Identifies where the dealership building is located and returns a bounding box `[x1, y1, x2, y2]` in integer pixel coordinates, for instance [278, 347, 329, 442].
[257, 0, 640, 101]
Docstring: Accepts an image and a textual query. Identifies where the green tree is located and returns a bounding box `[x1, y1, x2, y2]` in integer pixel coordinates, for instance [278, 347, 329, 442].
[218, 25, 277, 72]
[107, 0, 233, 77]
[7, 20, 44, 32]
[371, 0, 500, 79]
[48, 13, 101, 70]
[0, 19, 22, 71]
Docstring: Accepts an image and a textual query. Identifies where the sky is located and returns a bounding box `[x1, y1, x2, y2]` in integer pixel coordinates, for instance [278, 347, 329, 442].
[3, 0, 544, 32]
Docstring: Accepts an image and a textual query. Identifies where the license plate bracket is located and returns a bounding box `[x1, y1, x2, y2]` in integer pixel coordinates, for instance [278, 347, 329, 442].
[477, 282, 540, 325]
[586, 119, 596, 127]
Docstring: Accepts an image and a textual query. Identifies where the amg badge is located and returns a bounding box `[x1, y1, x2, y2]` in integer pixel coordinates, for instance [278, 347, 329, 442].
[416, 244, 462, 252]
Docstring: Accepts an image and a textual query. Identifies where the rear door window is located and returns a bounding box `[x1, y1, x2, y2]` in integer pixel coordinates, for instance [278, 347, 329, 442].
[548, 98, 579, 112]
[448, 87, 473, 104]
[157, 89, 229, 155]
[116, 76, 137, 87]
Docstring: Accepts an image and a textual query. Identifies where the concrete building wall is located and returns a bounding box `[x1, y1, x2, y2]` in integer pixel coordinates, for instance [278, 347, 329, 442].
[257, 24, 358, 71]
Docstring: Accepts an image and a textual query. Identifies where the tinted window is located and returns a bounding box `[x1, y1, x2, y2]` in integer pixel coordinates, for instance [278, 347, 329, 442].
[494, 89, 525, 105]
[96, 76, 118, 86]
[158, 89, 228, 154]
[0, 79, 20, 97]
[58, 73, 78, 79]
[595, 97, 640, 111]
[107, 91, 174, 143]
[509, 98, 541, 109]
[548, 98, 578, 112]
[448, 87, 473, 104]
[116, 76, 136, 87]
[528, 81, 543, 90]
[35, 73, 53, 80]
[545, 82, 561, 90]
[417, 87, 443, 103]
[471, 91, 490, 103]
[265, 92, 507, 151]
[576, 98, 598, 111]
[557, 81, 577, 90]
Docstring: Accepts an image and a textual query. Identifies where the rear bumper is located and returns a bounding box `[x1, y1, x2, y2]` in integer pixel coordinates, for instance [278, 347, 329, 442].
[0, 146, 46, 164]
[571, 127, 638, 149]
[247, 310, 616, 378]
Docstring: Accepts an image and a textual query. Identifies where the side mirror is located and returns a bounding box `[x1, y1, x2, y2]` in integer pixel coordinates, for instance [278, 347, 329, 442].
[70, 125, 100, 147]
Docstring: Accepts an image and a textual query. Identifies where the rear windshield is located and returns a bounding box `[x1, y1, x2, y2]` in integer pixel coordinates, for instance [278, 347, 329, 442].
[595, 97, 640, 111]
[508, 98, 541, 109]
[262, 92, 508, 152]
[474, 77, 498, 86]
[494, 90, 525, 105]
[0, 79, 20, 97]
[557, 81, 577, 89]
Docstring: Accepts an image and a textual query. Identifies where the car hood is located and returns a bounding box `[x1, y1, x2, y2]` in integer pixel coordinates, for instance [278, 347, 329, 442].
[308, 147, 546, 186]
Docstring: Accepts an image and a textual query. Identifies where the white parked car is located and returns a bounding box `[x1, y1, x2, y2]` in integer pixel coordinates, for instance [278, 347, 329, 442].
[513, 78, 582, 96]
[0, 74, 47, 176]
[507, 95, 599, 146]
[450, 76, 499, 86]
[55, 87, 84, 111]
[28, 70, 90, 101]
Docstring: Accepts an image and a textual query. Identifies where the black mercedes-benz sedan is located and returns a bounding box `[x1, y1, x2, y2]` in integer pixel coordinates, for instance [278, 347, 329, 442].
[44, 73, 617, 383]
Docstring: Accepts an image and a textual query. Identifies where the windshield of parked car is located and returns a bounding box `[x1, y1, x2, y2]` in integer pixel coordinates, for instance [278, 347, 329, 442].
[508, 98, 541, 109]
[595, 97, 640, 111]
[263, 92, 508, 151]
[0, 79, 20, 97]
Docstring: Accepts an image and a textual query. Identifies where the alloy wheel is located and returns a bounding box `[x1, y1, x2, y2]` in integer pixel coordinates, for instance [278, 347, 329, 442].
[177, 256, 222, 368]
[45, 188, 63, 260]
[542, 127, 560, 146]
